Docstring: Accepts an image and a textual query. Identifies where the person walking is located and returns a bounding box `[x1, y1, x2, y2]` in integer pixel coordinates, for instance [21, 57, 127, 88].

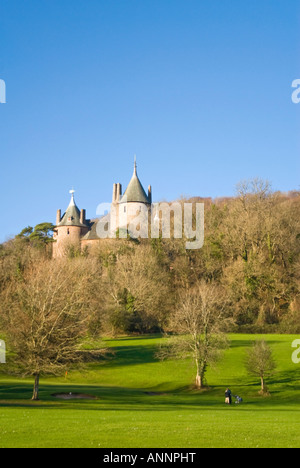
[225, 388, 232, 405]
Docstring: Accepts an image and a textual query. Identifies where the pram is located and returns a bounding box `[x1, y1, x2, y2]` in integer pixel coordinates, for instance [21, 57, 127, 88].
[234, 395, 243, 404]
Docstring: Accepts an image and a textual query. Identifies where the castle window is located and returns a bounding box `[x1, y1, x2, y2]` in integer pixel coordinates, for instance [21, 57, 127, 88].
[124, 206, 126, 213]
[67, 229, 70, 235]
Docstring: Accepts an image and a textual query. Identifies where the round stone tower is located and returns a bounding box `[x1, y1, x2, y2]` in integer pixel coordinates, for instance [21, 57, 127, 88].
[53, 190, 89, 258]
[115, 158, 152, 235]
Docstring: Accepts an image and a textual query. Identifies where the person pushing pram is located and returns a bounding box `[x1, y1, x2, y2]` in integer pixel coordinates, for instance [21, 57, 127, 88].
[225, 388, 243, 405]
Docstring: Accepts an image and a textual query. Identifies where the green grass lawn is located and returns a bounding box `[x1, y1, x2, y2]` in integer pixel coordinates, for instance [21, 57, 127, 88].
[0, 334, 300, 448]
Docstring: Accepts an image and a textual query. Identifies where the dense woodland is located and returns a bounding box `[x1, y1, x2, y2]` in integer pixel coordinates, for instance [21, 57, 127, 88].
[0, 180, 299, 338]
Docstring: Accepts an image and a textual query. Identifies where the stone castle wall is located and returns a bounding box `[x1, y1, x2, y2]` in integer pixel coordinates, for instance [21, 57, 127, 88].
[53, 225, 89, 258]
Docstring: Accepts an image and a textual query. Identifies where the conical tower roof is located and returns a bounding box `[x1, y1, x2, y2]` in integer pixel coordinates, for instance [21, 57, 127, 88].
[120, 159, 151, 204]
[58, 190, 87, 227]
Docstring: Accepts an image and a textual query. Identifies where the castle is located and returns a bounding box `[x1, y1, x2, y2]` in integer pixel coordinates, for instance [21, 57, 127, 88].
[53, 160, 152, 257]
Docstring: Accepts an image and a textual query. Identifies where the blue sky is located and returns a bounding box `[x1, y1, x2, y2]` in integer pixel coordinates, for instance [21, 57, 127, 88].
[0, 0, 299, 241]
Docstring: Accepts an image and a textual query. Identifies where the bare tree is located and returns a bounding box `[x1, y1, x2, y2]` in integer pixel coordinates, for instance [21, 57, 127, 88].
[0, 258, 99, 400]
[158, 281, 230, 389]
[245, 340, 276, 394]
[106, 244, 173, 333]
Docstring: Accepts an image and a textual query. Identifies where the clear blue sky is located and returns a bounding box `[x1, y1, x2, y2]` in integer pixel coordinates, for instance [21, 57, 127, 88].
[0, 0, 299, 241]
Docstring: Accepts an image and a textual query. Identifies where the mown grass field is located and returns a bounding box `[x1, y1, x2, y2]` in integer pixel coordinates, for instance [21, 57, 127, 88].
[0, 334, 300, 448]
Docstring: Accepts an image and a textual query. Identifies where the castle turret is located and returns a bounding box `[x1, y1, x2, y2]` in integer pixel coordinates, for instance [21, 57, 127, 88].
[115, 158, 152, 231]
[53, 190, 89, 258]
[120, 159, 151, 206]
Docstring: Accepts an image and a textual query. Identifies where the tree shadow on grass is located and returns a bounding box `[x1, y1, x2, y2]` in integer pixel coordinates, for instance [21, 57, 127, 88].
[105, 335, 163, 343]
[1, 380, 300, 414]
[101, 344, 160, 368]
[268, 368, 300, 389]
[229, 339, 284, 350]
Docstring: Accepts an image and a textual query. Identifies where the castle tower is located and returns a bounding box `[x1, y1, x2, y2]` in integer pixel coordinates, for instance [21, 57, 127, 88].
[53, 190, 89, 257]
[113, 158, 152, 232]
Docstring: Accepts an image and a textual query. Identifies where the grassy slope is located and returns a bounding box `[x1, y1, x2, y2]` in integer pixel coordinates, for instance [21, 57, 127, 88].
[0, 334, 300, 448]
